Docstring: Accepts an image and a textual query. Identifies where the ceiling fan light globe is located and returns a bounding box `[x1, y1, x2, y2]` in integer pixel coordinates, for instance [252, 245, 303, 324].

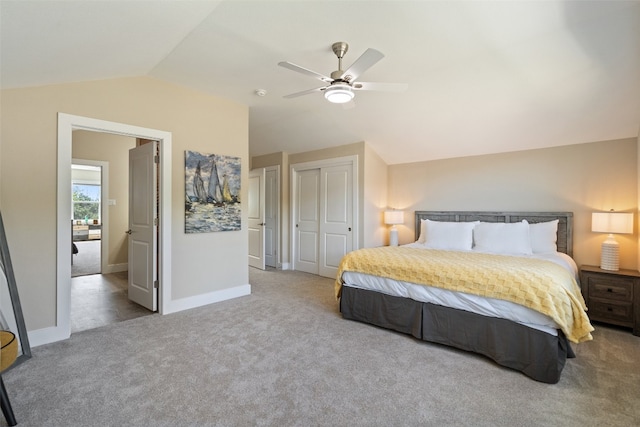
[324, 84, 354, 104]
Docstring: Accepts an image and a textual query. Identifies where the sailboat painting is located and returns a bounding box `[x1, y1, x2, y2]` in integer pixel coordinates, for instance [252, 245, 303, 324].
[184, 150, 241, 233]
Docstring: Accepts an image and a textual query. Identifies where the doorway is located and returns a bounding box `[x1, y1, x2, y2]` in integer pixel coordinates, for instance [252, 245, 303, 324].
[71, 161, 105, 277]
[70, 136, 154, 333]
[248, 166, 280, 270]
[264, 166, 280, 268]
[54, 113, 173, 344]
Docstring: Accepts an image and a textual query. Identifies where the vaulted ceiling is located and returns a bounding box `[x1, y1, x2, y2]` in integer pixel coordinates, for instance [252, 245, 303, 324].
[2, 1, 639, 164]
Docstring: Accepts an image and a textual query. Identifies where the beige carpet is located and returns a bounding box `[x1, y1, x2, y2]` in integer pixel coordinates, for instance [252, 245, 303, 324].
[2, 268, 639, 426]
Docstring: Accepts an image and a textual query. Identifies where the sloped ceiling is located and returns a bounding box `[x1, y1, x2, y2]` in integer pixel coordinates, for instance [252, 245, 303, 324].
[1, 0, 639, 165]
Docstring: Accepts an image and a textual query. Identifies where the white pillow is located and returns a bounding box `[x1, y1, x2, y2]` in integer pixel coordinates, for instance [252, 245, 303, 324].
[529, 220, 558, 253]
[423, 219, 478, 251]
[473, 220, 533, 255]
[417, 219, 428, 243]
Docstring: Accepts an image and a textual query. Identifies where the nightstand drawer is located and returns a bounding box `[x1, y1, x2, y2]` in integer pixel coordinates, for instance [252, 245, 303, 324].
[587, 278, 633, 302]
[588, 298, 633, 324]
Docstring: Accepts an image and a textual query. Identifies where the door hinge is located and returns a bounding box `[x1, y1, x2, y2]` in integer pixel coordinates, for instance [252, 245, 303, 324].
[154, 280, 159, 289]
[154, 217, 158, 226]
[154, 155, 160, 164]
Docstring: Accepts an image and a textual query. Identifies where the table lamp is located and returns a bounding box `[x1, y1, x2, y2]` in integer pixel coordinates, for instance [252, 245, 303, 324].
[592, 211, 634, 271]
[384, 210, 404, 246]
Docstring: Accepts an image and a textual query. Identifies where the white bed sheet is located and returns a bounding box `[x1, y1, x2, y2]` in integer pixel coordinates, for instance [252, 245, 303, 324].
[341, 247, 580, 336]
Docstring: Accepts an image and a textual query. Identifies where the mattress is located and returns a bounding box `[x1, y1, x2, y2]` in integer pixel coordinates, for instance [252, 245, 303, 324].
[340, 245, 580, 336]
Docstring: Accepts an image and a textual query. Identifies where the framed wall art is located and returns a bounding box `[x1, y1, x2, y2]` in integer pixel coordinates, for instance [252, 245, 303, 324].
[184, 150, 241, 233]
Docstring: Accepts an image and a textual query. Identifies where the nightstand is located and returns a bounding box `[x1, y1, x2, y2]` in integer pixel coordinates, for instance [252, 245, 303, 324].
[580, 265, 640, 336]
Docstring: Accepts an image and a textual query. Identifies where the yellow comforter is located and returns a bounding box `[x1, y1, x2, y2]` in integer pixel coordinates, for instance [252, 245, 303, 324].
[335, 247, 593, 343]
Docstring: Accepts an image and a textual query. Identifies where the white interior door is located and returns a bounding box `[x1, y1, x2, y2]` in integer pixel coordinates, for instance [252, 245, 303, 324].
[295, 169, 320, 274]
[292, 157, 356, 279]
[248, 168, 266, 269]
[264, 167, 278, 268]
[128, 141, 157, 311]
[319, 164, 353, 278]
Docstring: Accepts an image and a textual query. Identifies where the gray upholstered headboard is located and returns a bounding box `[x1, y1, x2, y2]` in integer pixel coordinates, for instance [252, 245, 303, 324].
[414, 211, 573, 257]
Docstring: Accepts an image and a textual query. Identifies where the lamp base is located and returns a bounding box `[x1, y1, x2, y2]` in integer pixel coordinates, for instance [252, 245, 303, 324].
[600, 234, 620, 271]
[389, 227, 399, 247]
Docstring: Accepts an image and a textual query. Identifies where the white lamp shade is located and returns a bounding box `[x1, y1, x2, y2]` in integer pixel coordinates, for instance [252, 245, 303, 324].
[324, 84, 354, 104]
[592, 212, 634, 234]
[384, 210, 404, 225]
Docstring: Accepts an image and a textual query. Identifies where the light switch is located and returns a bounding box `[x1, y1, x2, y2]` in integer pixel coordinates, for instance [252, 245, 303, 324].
[108, 199, 116, 206]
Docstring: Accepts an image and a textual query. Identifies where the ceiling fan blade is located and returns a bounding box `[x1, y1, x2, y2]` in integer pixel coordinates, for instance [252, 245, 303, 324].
[278, 61, 333, 83]
[352, 82, 408, 92]
[340, 48, 384, 82]
[283, 86, 327, 99]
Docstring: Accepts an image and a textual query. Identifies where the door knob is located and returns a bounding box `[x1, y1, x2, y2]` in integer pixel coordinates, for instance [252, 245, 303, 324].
[125, 229, 132, 235]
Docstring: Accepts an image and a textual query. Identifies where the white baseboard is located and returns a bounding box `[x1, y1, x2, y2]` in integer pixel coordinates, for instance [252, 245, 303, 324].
[102, 263, 127, 274]
[281, 262, 290, 270]
[28, 326, 70, 348]
[164, 284, 251, 314]
[28, 284, 251, 346]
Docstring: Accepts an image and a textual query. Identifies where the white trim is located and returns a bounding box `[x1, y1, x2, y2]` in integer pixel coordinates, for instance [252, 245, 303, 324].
[164, 284, 251, 314]
[102, 262, 128, 274]
[53, 113, 172, 346]
[291, 155, 358, 171]
[72, 158, 109, 275]
[289, 155, 359, 272]
[27, 326, 67, 347]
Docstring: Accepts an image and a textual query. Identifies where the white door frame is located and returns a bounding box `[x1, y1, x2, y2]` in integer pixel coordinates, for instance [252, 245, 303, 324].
[52, 112, 172, 344]
[71, 158, 109, 275]
[290, 155, 358, 272]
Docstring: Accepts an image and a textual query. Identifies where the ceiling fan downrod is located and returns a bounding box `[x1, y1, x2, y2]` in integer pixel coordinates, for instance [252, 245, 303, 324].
[331, 42, 349, 80]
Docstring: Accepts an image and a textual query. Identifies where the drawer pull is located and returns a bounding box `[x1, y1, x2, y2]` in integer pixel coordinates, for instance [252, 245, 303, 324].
[607, 307, 613, 312]
[607, 288, 613, 293]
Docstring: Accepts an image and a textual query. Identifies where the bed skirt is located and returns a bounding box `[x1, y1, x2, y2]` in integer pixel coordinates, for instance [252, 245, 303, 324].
[339, 285, 574, 384]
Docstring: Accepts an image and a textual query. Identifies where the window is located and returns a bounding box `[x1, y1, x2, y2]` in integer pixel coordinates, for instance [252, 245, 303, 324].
[72, 184, 100, 221]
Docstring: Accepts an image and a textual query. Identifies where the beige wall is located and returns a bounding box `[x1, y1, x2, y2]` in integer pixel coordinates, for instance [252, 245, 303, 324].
[363, 144, 388, 247]
[388, 138, 638, 270]
[1, 76, 248, 332]
[73, 131, 136, 267]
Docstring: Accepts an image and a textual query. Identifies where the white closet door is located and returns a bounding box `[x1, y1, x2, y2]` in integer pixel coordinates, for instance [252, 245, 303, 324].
[319, 164, 353, 278]
[295, 169, 320, 274]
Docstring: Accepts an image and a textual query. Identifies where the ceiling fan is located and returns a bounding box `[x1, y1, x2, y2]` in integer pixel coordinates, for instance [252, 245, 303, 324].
[278, 42, 407, 104]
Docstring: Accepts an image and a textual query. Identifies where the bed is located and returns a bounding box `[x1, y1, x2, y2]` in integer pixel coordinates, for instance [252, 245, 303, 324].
[335, 211, 593, 383]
